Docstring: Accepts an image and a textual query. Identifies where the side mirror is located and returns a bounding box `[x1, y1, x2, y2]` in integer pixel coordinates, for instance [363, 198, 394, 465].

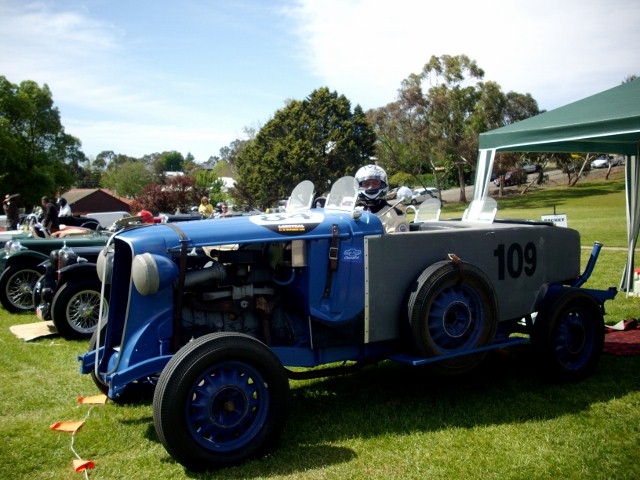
[396, 186, 413, 204]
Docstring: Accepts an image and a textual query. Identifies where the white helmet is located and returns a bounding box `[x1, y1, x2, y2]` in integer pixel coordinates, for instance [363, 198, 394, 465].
[355, 164, 388, 202]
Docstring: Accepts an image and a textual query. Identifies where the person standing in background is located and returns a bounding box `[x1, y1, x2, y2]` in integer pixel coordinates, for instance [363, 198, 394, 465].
[57, 197, 72, 216]
[3, 193, 20, 230]
[41, 196, 60, 233]
[198, 196, 214, 218]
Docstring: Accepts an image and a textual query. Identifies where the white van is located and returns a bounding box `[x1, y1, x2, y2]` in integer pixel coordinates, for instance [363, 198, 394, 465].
[86, 211, 130, 228]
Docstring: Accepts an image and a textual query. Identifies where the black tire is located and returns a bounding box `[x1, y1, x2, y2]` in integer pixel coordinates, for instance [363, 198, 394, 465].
[532, 289, 604, 382]
[408, 260, 498, 375]
[0, 264, 42, 312]
[153, 332, 290, 471]
[51, 279, 104, 339]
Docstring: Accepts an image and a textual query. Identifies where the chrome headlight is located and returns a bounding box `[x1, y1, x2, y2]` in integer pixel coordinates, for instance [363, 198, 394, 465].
[5, 240, 24, 255]
[96, 247, 114, 284]
[132, 253, 179, 296]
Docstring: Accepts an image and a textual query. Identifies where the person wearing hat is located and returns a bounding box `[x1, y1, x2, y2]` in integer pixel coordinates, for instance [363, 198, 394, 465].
[3, 193, 20, 230]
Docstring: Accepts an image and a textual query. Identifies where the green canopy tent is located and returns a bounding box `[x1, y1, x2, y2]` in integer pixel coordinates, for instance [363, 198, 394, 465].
[471, 78, 640, 294]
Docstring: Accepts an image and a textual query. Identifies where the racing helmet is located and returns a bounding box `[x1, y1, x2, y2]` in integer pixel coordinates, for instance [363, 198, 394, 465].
[57, 197, 67, 206]
[137, 210, 153, 223]
[356, 164, 388, 202]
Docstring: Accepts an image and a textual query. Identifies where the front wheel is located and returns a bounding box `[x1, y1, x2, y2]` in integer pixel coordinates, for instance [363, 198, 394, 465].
[51, 279, 105, 339]
[153, 333, 290, 471]
[532, 289, 604, 381]
[0, 264, 42, 312]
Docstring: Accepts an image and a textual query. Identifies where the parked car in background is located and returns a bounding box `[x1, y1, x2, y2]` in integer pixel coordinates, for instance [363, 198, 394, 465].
[410, 188, 438, 205]
[590, 155, 623, 169]
[494, 169, 528, 187]
[0, 234, 111, 313]
[612, 155, 625, 166]
[521, 163, 541, 173]
[33, 245, 105, 339]
[31, 212, 207, 338]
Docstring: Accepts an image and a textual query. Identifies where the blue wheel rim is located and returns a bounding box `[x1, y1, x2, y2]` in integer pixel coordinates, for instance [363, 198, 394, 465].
[428, 284, 484, 352]
[186, 361, 270, 452]
[554, 308, 595, 370]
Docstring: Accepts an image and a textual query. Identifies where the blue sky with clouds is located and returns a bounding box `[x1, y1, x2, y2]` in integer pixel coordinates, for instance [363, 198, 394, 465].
[1, 0, 639, 163]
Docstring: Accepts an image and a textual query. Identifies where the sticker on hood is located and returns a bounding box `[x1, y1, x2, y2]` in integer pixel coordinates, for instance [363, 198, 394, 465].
[249, 211, 324, 235]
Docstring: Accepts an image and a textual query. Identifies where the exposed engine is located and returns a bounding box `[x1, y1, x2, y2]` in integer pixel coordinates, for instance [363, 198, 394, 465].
[177, 242, 297, 346]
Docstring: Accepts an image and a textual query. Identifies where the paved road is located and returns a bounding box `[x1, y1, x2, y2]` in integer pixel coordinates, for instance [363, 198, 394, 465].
[439, 169, 568, 204]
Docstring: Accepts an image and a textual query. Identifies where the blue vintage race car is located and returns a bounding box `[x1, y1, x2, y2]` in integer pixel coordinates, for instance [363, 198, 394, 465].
[79, 177, 616, 471]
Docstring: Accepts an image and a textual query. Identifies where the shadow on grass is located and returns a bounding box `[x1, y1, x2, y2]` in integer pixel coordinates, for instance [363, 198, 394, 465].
[144, 348, 640, 478]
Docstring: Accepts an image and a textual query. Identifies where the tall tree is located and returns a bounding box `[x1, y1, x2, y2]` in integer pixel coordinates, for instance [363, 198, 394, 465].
[234, 87, 376, 209]
[405, 55, 486, 202]
[193, 169, 227, 205]
[0, 76, 84, 209]
[162, 151, 185, 171]
[369, 56, 541, 201]
[100, 160, 152, 197]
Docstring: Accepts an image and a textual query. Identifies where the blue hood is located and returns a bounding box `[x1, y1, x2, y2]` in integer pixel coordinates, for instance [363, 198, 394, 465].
[112, 209, 384, 254]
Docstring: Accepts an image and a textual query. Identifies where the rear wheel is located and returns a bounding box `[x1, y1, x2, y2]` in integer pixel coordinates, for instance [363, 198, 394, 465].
[51, 279, 104, 339]
[0, 264, 41, 312]
[153, 332, 290, 471]
[532, 289, 604, 381]
[408, 260, 498, 375]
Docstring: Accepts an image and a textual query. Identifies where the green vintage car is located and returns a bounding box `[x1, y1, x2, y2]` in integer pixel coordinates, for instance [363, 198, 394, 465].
[0, 233, 111, 313]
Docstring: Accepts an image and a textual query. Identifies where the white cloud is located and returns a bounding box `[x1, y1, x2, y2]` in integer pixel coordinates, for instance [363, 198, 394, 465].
[286, 0, 640, 110]
[1, 0, 638, 163]
[65, 118, 238, 161]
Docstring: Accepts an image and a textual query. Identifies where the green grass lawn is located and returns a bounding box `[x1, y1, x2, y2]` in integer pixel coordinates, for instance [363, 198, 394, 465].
[0, 176, 639, 479]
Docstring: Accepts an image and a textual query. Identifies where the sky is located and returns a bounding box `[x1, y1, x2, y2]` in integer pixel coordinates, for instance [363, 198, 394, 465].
[1, 0, 639, 164]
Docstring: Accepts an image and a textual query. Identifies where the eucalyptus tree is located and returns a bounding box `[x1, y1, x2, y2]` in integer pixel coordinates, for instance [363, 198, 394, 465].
[369, 55, 541, 201]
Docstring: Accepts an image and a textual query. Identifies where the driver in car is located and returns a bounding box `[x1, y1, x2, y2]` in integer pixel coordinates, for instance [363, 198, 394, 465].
[355, 164, 409, 233]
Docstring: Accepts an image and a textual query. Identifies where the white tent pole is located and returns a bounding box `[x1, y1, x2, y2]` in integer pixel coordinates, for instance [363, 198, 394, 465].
[622, 151, 640, 296]
[472, 149, 496, 201]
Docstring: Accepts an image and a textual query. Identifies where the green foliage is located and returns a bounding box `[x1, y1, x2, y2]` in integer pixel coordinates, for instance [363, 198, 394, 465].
[415, 173, 455, 191]
[160, 151, 184, 172]
[211, 159, 234, 178]
[183, 152, 196, 171]
[100, 160, 152, 197]
[389, 172, 414, 188]
[556, 153, 593, 186]
[193, 169, 227, 204]
[234, 87, 376, 209]
[0, 76, 84, 208]
[368, 56, 541, 203]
